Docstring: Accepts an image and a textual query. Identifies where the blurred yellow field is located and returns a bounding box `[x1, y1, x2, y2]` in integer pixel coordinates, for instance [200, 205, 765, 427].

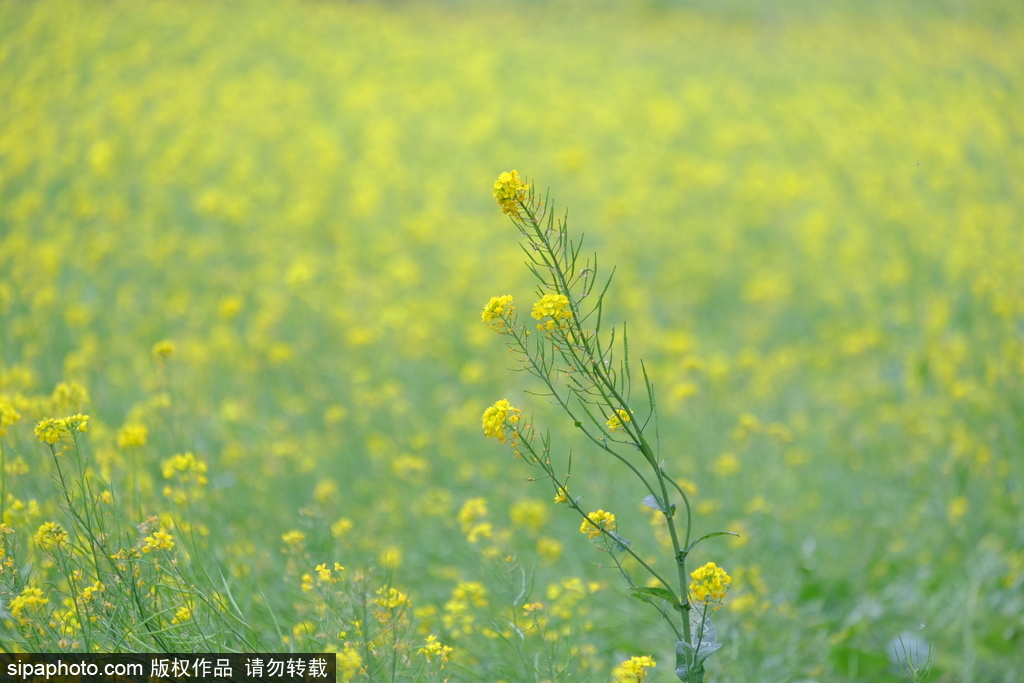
[1, 1, 1022, 680]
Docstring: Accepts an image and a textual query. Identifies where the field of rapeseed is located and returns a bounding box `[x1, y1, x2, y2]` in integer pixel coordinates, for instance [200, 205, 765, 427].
[1, 0, 1022, 680]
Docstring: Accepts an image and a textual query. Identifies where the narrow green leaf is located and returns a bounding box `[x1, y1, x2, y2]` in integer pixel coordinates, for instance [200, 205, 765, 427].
[642, 494, 665, 512]
[632, 586, 678, 604]
[686, 531, 740, 553]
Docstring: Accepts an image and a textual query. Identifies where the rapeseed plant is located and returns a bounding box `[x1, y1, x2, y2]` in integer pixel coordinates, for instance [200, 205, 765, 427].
[482, 172, 735, 681]
[0, 398, 267, 653]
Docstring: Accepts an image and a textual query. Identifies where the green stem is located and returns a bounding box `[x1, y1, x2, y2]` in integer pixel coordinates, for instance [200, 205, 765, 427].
[511, 192, 703, 680]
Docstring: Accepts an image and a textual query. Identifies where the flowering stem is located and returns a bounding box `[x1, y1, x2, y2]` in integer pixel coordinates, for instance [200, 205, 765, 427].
[516, 196, 699, 672]
[487, 173, 732, 683]
[511, 422, 678, 596]
[504, 325, 661, 502]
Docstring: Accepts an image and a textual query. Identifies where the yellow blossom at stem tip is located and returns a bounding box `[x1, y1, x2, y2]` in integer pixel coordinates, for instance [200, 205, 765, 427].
[493, 169, 529, 215]
[152, 340, 175, 361]
[421, 635, 454, 666]
[481, 294, 515, 332]
[616, 655, 657, 682]
[689, 561, 732, 604]
[531, 293, 572, 331]
[34, 414, 89, 445]
[34, 521, 69, 550]
[142, 530, 175, 553]
[482, 399, 521, 444]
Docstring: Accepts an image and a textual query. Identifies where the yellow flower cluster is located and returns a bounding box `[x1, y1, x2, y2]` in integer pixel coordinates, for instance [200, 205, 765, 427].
[34, 414, 89, 445]
[509, 498, 548, 532]
[689, 561, 732, 603]
[492, 169, 529, 215]
[162, 452, 208, 480]
[420, 634, 454, 666]
[338, 643, 363, 683]
[142, 530, 175, 553]
[552, 484, 572, 504]
[374, 586, 410, 610]
[315, 562, 345, 583]
[457, 497, 492, 544]
[79, 581, 104, 606]
[481, 398, 521, 444]
[544, 577, 600, 620]
[531, 293, 572, 332]
[443, 580, 488, 636]
[522, 601, 544, 616]
[117, 423, 149, 449]
[580, 509, 616, 539]
[0, 399, 22, 437]
[34, 521, 68, 551]
[51, 608, 81, 637]
[9, 586, 49, 626]
[281, 530, 306, 548]
[161, 451, 209, 503]
[152, 340, 176, 361]
[481, 294, 515, 333]
[606, 408, 631, 433]
[615, 655, 657, 682]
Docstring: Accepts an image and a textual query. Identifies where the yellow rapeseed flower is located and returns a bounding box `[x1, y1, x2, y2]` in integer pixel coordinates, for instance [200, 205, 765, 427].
[65, 413, 89, 433]
[689, 561, 732, 604]
[34, 418, 63, 444]
[481, 294, 515, 332]
[152, 340, 175, 361]
[531, 293, 572, 331]
[0, 399, 22, 436]
[34, 521, 68, 551]
[493, 169, 529, 215]
[580, 509, 616, 539]
[374, 587, 410, 610]
[331, 517, 354, 539]
[117, 423, 149, 449]
[34, 414, 89, 445]
[79, 581, 104, 605]
[338, 644, 363, 683]
[553, 485, 570, 504]
[616, 655, 657, 682]
[421, 634, 454, 666]
[142, 530, 175, 553]
[10, 586, 49, 626]
[281, 530, 306, 548]
[457, 497, 492, 543]
[161, 452, 209, 503]
[482, 398, 521, 444]
[606, 408, 631, 433]
[510, 498, 548, 532]
[536, 537, 563, 562]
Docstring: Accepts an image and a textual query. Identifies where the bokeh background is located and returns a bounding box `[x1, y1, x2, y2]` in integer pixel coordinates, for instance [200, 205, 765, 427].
[1, 0, 1022, 680]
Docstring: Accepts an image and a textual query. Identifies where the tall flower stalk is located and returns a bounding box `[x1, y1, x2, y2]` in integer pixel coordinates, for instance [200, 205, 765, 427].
[481, 171, 735, 682]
